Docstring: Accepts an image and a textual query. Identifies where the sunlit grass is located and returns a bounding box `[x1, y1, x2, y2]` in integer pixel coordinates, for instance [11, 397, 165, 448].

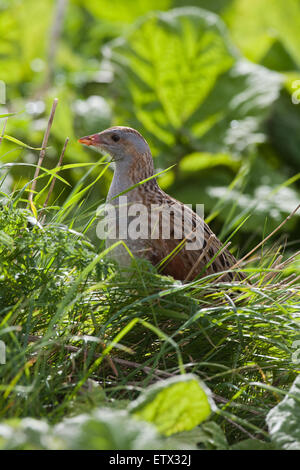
[0, 162, 299, 447]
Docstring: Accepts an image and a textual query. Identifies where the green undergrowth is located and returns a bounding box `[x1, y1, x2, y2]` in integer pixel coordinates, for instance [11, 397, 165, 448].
[0, 195, 299, 449]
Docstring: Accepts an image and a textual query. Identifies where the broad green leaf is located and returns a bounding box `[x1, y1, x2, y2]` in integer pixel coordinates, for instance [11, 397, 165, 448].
[225, 0, 300, 67]
[129, 374, 215, 436]
[224, 0, 277, 63]
[48, 163, 100, 171]
[0, 0, 53, 83]
[180, 151, 240, 172]
[106, 7, 282, 162]
[266, 375, 300, 450]
[81, 0, 171, 23]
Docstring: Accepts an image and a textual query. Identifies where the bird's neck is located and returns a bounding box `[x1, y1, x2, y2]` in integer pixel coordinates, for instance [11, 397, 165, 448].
[107, 151, 159, 202]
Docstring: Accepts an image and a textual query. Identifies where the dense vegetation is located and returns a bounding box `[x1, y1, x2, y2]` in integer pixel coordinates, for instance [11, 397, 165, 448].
[0, 0, 300, 450]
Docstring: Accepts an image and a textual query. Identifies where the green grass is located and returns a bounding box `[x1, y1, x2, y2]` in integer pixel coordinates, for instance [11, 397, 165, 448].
[0, 119, 299, 449]
[0, 166, 299, 449]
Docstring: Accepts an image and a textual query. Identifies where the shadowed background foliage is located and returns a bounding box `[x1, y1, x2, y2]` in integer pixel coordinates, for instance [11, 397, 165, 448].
[1, 0, 300, 251]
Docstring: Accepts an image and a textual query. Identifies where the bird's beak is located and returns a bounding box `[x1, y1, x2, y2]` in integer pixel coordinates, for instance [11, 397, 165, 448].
[78, 133, 102, 146]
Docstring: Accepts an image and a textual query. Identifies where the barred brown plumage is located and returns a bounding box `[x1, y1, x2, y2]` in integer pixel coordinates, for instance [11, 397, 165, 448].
[79, 126, 245, 283]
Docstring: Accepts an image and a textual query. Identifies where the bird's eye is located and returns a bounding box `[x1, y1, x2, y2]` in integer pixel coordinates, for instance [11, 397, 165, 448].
[111, 134, 120, 142]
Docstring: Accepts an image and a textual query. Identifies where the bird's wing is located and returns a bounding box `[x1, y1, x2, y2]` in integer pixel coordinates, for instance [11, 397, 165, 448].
[142, 191, 243, 282]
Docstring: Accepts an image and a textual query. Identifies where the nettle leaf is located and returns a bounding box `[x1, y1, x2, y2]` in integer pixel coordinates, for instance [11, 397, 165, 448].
[104, 7, 282, 160]
[266, 376, 300, 450]
[129, 374, 215, 436]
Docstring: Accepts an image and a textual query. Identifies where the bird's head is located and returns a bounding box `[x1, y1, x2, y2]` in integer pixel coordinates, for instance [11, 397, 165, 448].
[78, 126, 151, 163]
